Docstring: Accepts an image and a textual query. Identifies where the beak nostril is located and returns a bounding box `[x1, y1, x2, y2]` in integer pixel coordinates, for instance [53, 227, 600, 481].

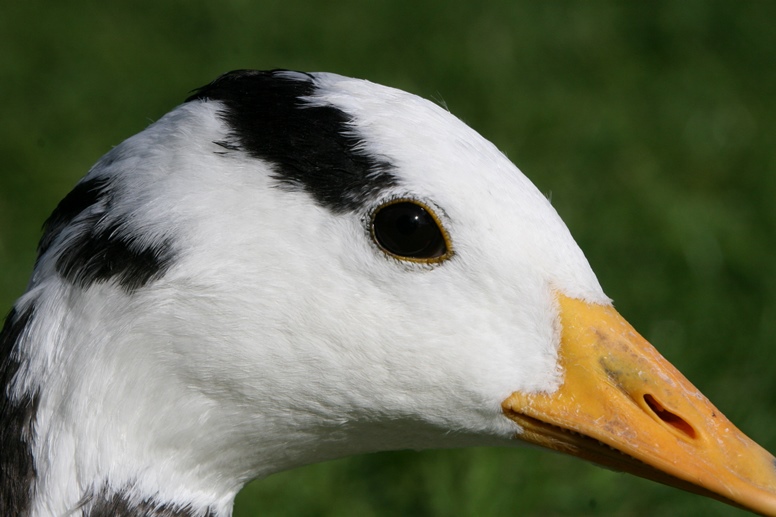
[643, 394, 697, 440]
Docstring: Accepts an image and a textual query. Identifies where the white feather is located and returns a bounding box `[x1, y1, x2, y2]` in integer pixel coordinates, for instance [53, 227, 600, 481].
[11, 72, 608, 515]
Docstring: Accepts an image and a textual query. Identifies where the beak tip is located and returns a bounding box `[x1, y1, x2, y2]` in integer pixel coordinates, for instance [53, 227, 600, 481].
[503, 294, 776, 516]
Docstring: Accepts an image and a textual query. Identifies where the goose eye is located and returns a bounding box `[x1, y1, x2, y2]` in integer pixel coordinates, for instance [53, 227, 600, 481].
[371, 201, 449, 261]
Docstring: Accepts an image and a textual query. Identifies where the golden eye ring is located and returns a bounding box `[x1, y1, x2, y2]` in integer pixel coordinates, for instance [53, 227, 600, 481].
[370, 198, 453, 263]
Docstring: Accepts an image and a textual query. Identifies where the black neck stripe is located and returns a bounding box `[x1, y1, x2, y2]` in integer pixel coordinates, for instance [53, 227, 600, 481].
[82, 485, 220, 517]
[0, 305, 39, 516]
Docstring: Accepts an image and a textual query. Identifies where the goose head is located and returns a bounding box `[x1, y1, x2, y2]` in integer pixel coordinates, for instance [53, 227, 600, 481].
[2, 70, 776, 516]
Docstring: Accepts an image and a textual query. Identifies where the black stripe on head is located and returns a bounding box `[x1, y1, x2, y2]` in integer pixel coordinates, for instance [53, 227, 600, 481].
[40, 177, 175, 293]
[186, 69, 397, 214]
[0, 305, 39, 516]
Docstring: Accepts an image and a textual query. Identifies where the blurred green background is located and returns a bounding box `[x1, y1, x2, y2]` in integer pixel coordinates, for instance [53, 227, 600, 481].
[2, 1, 775, 516]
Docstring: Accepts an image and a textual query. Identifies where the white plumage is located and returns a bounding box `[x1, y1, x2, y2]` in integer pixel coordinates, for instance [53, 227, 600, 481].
[1, 70, 774, 516]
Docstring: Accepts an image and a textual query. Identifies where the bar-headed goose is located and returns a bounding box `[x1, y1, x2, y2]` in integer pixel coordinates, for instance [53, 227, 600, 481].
[2, 70, 775, 516]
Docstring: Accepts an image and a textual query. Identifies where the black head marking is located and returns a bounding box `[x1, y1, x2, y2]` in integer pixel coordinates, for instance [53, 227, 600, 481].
[39, 177, 175, 293]
[38, 177, 111, 257]
[0, 305, 39, 516]
[187, 69, 398, 213]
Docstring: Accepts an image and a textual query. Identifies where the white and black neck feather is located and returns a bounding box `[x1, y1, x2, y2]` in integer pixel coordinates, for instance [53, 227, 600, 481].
[9, 69, 767, 517]
[3, 69, 597, 516]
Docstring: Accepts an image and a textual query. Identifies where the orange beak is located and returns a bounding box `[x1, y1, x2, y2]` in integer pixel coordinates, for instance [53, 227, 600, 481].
[502, 294, 776, 516]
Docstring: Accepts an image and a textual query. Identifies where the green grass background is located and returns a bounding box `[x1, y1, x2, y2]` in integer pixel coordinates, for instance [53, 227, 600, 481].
[2, 1, 775, 515]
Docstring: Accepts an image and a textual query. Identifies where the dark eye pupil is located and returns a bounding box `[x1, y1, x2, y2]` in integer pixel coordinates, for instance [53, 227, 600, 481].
[372, 202, 448, 259]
